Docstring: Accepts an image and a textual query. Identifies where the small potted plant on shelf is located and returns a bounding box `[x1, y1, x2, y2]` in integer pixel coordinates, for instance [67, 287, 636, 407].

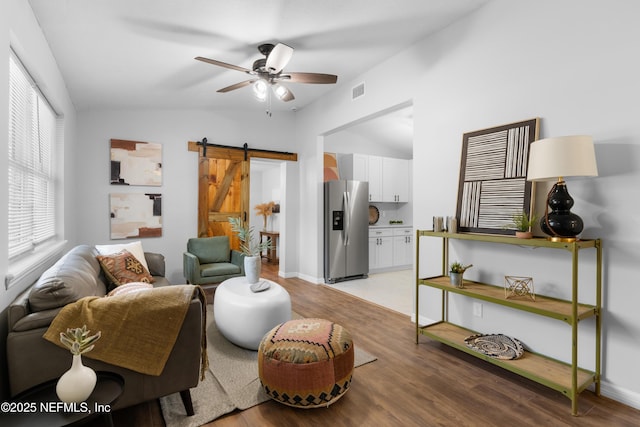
[506, 211, 538, 239]
[450, 262, 472, 288]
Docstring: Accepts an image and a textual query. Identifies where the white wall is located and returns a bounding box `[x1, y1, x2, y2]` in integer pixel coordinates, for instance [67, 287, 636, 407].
[250, 163, 281, 233]
[325, 128, 412, 159]
[295, 0, 640, 409]
[262, 166, 282, 232]
[249, 162, 281, 261]
[75, 109, 296, 284]
[0, 0, 78, 309]
[279, 160, 299, 278]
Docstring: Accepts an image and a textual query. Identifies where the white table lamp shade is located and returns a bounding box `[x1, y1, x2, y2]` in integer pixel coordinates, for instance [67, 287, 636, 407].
[527, 135, 598, 182]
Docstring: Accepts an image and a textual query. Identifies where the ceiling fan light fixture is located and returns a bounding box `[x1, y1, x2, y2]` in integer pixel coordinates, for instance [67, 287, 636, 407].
[272, 83, 288, 100]
[253, 79, 268, 101]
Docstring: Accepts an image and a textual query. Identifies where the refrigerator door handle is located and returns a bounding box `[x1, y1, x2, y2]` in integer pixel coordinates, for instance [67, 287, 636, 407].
[343, 191, 351, 246]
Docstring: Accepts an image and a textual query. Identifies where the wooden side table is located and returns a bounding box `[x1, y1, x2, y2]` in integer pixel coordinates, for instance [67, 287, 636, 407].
[259, 231, 279, 264]
[0, 371, 124, 427]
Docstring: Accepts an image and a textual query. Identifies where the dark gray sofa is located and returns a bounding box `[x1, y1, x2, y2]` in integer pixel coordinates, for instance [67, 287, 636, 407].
[6, 244, 203, 413]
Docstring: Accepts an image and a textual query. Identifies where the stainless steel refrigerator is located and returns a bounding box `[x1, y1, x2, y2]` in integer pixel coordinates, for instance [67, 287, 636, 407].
[324, 180, 369, 283]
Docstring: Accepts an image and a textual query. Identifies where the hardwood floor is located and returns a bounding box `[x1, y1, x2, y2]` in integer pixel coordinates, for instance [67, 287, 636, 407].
[107, 262, 640, 427]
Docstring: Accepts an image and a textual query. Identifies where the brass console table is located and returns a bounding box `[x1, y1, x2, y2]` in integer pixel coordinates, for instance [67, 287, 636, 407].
[415, 230, 602, 416]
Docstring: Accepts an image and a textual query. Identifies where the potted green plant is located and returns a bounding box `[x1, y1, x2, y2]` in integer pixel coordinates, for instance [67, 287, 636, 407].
[56, 325, 101, 403]
[506, 211, 538, 239]
[229, 217, 272, 284]
[450, 262, 472, 288]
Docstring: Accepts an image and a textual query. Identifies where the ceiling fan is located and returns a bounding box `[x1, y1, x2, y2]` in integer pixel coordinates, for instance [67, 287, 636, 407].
[195, 43, 338, 103]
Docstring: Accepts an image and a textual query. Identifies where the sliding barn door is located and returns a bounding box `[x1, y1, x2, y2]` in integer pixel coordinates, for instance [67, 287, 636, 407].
[188, 141, 297, 251]
[197, 153, 248, 254]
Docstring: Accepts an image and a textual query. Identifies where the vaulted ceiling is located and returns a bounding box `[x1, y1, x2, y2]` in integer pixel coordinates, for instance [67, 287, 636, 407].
[28, 0, 488, 112]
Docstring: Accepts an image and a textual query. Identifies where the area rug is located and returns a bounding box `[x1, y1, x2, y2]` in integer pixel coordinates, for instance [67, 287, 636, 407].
[160, 305, 377, 427]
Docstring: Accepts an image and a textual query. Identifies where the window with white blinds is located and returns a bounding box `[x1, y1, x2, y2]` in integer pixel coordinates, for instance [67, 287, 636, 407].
[8, 51, 58, 260]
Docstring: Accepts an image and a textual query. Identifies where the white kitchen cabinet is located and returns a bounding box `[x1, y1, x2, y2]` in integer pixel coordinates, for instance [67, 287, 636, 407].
[392, 227, 413, 266]
[367, 155, 383, 202]
[369, 227, 412, 271]
[338, 154, 406, 203]
[351, 153, 369, 182]
[382, 157, 409, 202]
[368, 228, 394, 270]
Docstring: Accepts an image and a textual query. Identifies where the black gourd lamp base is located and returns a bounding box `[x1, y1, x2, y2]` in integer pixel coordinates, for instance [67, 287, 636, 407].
[540, 179, 583, 242]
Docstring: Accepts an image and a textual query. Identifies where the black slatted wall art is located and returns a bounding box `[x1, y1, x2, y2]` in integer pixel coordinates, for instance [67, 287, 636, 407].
[456, 118, 540, 235]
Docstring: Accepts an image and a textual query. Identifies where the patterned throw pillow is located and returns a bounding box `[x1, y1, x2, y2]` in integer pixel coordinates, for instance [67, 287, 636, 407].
[97, 249, 155, 287]
[107, 282, 153, 297]
[95, 241, 150, 272]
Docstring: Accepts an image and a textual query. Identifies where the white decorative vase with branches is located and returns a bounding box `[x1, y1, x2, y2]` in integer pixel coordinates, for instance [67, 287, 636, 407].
[56, 354, 97, 403]
[56, 325, 101, 403]
[244, 255, 261, 284]
[229, 217, 271, 285]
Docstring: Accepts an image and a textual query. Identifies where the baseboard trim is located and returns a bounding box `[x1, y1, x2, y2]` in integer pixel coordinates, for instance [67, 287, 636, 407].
[600, 381, 640, 411]
[278, 270, 298, 279]
[296, 272, 324, 284]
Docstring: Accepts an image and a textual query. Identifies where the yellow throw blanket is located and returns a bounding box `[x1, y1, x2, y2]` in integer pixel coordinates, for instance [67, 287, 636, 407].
[44, 285, 208, 378]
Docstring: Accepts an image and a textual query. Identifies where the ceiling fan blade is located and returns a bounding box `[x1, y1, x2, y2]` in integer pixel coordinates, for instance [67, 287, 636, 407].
[265, 43, 294, 74]
[217, 79, 257, 93]
[195, 56, 252, 74]
[283, 72, 338, 84]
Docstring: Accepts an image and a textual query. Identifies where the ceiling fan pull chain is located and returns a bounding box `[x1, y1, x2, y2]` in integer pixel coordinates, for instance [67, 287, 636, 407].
[266, 89, 272, 117]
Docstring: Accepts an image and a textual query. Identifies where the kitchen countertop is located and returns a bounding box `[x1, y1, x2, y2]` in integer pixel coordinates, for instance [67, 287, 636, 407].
[369, 224, 412, 229]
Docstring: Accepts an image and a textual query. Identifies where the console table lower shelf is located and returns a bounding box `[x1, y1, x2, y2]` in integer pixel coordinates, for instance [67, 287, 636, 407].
[419, 321, 596, 407]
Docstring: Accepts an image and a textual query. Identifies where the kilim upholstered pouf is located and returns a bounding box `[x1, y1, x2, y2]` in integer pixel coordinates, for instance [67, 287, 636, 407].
[258, 318, 354, 408]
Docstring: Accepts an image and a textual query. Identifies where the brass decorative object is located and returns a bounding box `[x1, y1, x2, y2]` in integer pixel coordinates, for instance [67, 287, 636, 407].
[504, 276, 535, 301]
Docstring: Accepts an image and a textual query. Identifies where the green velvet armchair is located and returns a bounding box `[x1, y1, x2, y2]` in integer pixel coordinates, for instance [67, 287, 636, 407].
[183, 236, 245, 286]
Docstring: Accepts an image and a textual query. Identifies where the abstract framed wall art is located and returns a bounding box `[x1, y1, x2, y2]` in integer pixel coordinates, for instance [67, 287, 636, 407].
[455, 118, 540, 235]
[110, 193, 162, 239]
[110, 139, 162, 186]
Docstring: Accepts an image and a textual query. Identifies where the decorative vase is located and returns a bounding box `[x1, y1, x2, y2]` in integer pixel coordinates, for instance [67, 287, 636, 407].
[244, 255, 261, 284]
[56, 354, 97, 403]
[450, 272, 464, 288]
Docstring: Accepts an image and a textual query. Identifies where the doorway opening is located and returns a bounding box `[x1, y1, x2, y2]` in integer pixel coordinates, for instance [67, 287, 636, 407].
[250, 158, 284, 268]
[322, 101, 414, 315]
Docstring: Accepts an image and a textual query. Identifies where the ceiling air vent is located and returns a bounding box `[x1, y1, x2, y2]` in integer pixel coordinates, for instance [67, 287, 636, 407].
[352, 82, 365, 100]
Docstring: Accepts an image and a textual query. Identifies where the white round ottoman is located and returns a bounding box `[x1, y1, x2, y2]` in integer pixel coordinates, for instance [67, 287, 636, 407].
[213, 276, 291, 350]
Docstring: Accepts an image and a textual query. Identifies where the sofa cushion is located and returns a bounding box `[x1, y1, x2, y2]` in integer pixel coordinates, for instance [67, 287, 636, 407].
[97, 249, 155, 286]
[144, 252, 165, 277]
[188, 236, 230, 264]
[201, 262, 241, 277]
[151, 276, 172, 288]
[28, 245, 107, 312]
[12, 307, 63, 332]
